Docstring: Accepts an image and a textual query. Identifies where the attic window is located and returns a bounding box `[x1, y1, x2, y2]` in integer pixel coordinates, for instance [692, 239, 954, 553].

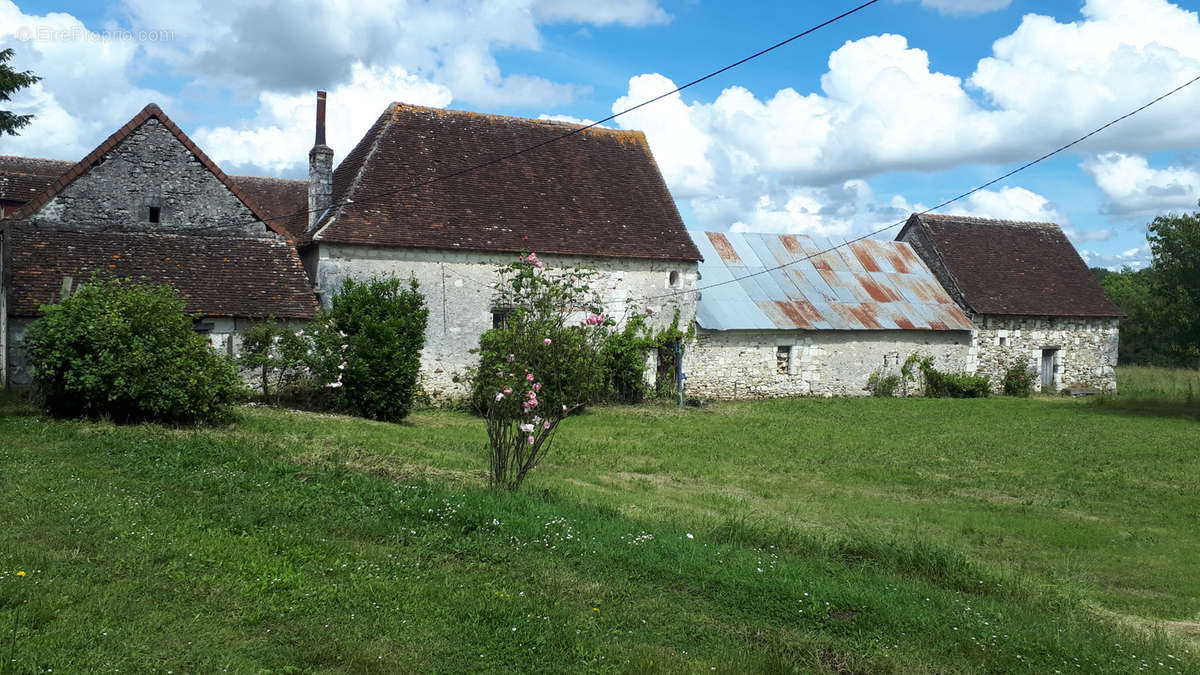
[148, 206, 161, 223]
[669, 270, 680, 288]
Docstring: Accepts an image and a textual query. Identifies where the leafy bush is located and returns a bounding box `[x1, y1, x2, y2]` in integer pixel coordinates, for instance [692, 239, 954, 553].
[1002, 363, 1034, 397]
[237, 319, 310, 400]
[902, 354, 990, 399]
[321, 277, 428, 423]
[866, 372, 901, 397]
[24, 278, 240, 424]
[600, 315, 650, 404]
[472, 252, 610, 490]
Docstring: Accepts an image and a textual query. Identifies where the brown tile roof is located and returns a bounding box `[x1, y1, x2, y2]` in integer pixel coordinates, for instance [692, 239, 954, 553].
[0, 155, 72, 204]
[229, 175, 309, 238]
[898, 213, 1124, 317]
[6, 105, 292, 239]
[5, 226, 317, 319]
[304, 103, 701, 261]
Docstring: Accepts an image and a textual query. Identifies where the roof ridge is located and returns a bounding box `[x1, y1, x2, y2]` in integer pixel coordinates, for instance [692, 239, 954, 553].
[7, 104, 291, 239]
[919, 213, 1060, 228]
[229, 174, 308, 184]
[388, 102, 643, 135]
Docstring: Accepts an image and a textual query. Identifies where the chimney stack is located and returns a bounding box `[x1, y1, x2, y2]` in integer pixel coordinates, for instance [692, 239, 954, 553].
[308, 90, 334, 231]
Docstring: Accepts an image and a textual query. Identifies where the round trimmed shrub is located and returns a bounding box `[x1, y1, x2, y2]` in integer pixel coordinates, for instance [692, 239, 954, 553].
[24, 278, 241, 424]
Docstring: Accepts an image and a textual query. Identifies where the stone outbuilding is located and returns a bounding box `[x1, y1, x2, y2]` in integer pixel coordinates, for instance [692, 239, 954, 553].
[295, 99, 702, 397]
[0, 104, 317, 387]
[896, 213, 1123, 392]
[682, 231, 976, 398]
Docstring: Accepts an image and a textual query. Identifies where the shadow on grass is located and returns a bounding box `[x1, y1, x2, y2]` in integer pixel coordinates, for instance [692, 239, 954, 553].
[1082, 395, 1200, 422]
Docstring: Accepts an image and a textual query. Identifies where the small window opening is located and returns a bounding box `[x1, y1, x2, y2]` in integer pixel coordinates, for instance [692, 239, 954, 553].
[668, 270, 680, 288]
[999, 336, 1008, 347]
[148, 206, 161, 223]
[491, 309, 510, 330]
[776, 346, 792, 374]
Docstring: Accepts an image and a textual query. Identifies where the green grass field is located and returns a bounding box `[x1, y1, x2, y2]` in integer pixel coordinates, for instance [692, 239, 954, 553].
[1, 366, 1197, 673]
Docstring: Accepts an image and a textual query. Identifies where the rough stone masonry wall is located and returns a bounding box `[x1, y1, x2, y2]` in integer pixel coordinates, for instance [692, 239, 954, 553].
[683, 329, 971, 399]
[312, 244, 699, 400]
[972, 315, 1119, 392]
[23, 119, 270, 239]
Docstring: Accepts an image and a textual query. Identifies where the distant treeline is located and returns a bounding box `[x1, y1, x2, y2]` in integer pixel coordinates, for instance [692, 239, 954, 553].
[1092, 211, 1200, 369]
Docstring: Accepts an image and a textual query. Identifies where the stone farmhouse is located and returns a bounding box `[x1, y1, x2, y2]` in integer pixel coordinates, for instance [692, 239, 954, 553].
[682, 231, 976, 398]
[296, 96, 701, 397]
[896, 213, 1123, 392]
[0, 104, 317, 386]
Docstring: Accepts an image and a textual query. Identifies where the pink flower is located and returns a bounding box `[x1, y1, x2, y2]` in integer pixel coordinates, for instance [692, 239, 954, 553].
[525, 373, 535, 382]
[586, 313, 605, 325]
[543, 421, 551, 429]
[570, 275, 578, 282]
[519, 423, 534, 433]
[527, 435, 535, 445]
[526, 252, 543, 269]
[543, 338, 552, 345]
[503, 387, 513, 395]
[532, 382, 542, 392]
[645, 307, 655, 315]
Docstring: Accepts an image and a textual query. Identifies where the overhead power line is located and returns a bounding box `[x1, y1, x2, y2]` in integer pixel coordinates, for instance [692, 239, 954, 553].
[249, 0, 883, 232]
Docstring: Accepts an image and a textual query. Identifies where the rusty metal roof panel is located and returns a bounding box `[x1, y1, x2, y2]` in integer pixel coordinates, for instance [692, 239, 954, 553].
[689, 231, 974, 332]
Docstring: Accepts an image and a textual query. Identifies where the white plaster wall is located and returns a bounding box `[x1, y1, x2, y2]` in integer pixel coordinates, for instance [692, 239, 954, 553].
[312, 244, 699, 400]
[683, 328, 971, 399]
[972, 315, 1119, 392]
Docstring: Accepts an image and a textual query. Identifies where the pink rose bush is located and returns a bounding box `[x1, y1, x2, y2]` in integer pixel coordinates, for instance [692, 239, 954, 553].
[473, 251, 611, 490]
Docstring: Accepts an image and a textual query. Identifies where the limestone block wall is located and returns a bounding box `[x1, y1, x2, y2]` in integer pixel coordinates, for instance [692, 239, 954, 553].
[683, 329, 971, 399]
[310, 244, 699, 399]
[971, 315, 1119, 392]
[23, 119, 270, 239]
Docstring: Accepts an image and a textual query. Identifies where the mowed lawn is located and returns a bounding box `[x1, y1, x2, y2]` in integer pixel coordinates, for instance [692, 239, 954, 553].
[0, 367, 1197, 672]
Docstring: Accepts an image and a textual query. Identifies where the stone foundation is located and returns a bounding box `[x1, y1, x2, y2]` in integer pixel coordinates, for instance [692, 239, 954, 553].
[683, 328, 971, 399]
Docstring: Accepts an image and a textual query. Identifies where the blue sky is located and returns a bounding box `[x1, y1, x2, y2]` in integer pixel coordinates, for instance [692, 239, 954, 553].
[5, 0, 1200, 269]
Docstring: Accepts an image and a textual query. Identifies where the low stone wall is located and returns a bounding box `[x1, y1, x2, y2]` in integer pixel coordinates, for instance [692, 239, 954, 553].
[972, 315, 1119, 392]
[683, 328, 971, 399]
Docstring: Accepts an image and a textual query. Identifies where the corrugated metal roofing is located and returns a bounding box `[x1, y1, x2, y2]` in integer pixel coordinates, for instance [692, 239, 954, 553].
[689, 231, 975, 332]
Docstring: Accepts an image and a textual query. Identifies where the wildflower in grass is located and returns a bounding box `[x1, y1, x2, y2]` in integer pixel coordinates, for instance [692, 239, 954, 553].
[16, 571, 25, 577]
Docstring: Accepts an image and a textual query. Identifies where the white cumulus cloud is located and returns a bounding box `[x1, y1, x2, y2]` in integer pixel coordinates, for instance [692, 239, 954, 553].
[1081, 152, 1200, 215]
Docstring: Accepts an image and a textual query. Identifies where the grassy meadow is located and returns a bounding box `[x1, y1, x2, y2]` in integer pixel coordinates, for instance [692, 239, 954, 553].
[0, 366, 1197, 672]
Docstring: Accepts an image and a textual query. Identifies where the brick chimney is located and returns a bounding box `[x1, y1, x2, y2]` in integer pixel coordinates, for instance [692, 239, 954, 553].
[308, 91, 334, 231]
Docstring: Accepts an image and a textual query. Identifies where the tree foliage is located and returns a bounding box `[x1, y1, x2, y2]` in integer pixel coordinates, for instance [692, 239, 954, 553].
[0, 48, 40, 136]
[1097, 211, 1200, 368]
[24, 278, 240, 424]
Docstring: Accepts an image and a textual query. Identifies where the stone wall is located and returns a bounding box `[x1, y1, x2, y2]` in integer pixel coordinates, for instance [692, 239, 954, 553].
[683, 328, 971, 399]
[309, 243, 699, 400]
[972, 315, 1119, 392]
[23, 119, 271, 239]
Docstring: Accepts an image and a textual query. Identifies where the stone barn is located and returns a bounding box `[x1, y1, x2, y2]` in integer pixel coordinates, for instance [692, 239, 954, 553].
[0, 104, 317, 387]
[682, 231, 976, 398]
[896, 213, 1123, 392]
[296, 98, 702, 398]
